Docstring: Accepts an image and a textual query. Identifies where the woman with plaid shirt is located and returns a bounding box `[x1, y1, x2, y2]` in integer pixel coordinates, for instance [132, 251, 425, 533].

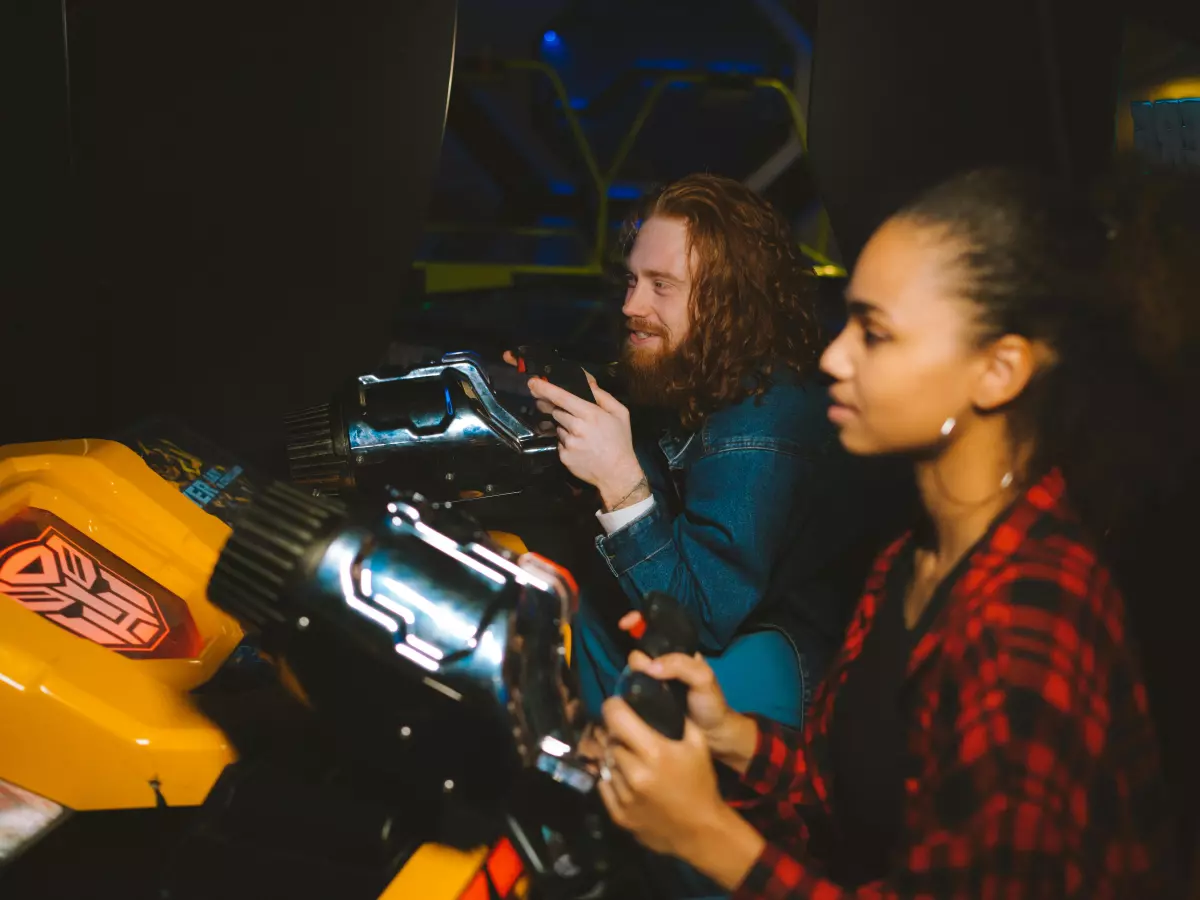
[590, 169, 1178, 898]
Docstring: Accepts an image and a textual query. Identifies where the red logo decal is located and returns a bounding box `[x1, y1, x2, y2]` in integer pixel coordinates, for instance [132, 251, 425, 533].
[0, 509, 201, 659]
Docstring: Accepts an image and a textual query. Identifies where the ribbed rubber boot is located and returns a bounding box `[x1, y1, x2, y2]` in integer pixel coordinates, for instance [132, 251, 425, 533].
[207, 481, 348, 628]
[284, 402, 351, 495]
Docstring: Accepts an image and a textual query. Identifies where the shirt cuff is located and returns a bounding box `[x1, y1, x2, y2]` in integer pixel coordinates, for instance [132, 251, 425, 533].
[595, 495, 655, 535]
[595, 496, 676, 579]
[737, 714, 791, 797]
[730, 842, 809, 900]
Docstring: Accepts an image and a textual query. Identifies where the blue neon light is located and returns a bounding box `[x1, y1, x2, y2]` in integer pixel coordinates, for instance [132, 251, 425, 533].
[608, 184, 642, 201]
[637, 58, 689, 71]
[709, 61, 764, 76]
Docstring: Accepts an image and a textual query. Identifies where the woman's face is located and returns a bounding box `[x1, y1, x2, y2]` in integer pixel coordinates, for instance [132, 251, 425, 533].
[820, 216, 990, 456]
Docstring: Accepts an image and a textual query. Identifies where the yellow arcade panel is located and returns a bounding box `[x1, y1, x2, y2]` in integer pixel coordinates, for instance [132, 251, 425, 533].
[379, 837, 527, 900]
[0, 439, 244, 811]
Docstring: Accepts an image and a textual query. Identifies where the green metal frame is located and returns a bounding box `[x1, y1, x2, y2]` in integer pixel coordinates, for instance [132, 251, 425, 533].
[417, 60, 845, 294]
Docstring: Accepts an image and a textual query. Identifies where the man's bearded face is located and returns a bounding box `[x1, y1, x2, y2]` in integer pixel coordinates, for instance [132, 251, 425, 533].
[620, 318, 686, 407]
[620, 216, 695, 407]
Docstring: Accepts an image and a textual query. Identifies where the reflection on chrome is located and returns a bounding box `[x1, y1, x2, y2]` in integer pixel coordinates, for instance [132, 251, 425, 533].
[298, 490, 590, 781]
[378, 575, 473, 640]
[413, 521, 506, 586]
[477, 627, 504, 667]
[405, 633, 444, 660]
[539, 735, 571, 758]
[372, 589, 417, 625]
[469, 543, 551, 591]
[352, 353, 538, 453]
[333, 539, 399, 634]
[391, 501, 421, 521]
[396, 641, 439, 672]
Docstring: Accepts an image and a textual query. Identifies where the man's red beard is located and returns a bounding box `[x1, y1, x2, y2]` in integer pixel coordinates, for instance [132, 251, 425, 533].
[620, 318, 686, 408]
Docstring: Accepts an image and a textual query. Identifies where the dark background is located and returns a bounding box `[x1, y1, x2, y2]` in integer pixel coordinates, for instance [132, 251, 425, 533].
[6, 0, 1198, 464]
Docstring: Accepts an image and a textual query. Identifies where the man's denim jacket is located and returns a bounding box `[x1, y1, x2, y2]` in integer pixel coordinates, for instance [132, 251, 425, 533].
[594, 372, 859, 655]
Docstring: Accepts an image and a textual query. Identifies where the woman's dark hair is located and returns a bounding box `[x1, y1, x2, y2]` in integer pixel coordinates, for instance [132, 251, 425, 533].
[895, 164, 1197, 541]
[618, 173, 823, 430]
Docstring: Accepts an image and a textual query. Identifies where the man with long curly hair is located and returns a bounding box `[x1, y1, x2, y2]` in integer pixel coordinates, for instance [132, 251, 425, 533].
[524, 174, 894, 734]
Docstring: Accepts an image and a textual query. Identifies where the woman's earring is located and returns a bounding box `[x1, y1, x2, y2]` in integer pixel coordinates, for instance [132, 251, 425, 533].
[940, 417, 956, 437]
[1000, 471, 1014, 489]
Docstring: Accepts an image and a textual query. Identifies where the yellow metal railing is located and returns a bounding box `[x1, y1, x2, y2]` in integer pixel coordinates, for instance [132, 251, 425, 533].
[417, 59, 611, 291]
[605, 75, 806, 183]
[602, 72, 838, 272]
[417, 61, 844, 293]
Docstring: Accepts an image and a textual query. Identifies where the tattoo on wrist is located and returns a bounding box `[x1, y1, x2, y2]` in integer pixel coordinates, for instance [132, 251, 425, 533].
[604, 477, 649, 513]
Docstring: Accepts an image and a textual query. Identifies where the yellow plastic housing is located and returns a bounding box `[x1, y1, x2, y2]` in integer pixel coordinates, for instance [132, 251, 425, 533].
[0, 439, 244, 811]
[0, 439, 531, 898]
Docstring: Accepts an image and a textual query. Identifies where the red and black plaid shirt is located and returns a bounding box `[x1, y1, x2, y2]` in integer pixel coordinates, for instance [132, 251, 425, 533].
[729, 469, 1175, 899]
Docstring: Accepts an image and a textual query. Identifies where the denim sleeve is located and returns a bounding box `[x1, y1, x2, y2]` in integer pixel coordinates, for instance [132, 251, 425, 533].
[594, 444, 810, 652]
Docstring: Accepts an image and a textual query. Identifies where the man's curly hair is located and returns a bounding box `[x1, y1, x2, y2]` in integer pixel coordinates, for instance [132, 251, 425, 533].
[620, 173, 823, 430]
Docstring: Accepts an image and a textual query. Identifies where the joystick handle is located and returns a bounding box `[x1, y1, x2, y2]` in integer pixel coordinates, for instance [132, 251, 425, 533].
[615, 593, 698, 741]
[514, 344, 596, 403]
[618, 672, 687, 740]
[639, 592, 698, 658]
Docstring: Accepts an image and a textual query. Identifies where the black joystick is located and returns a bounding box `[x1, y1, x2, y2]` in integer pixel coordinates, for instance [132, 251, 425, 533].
[514, 344, 596, 403]
[614, 592, 699, 740]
